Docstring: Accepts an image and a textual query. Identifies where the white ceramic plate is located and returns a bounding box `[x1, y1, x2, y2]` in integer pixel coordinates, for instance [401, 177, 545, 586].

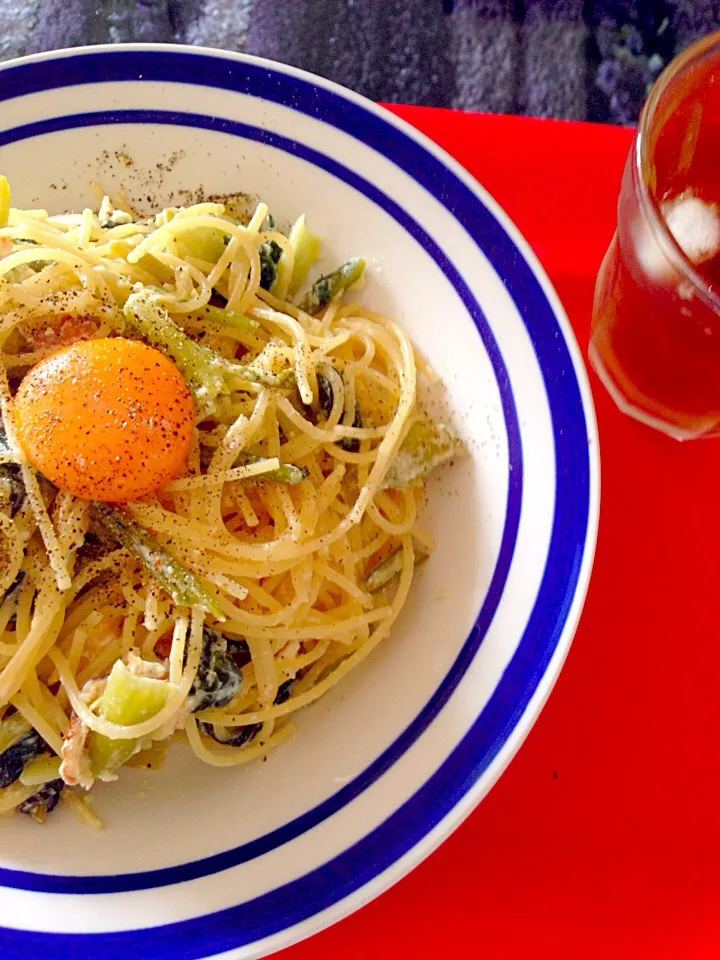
[0, 44, 599, 960]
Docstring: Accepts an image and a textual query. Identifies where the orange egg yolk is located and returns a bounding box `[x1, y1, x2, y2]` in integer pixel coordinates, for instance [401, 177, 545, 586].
[15, 337, 194, 502]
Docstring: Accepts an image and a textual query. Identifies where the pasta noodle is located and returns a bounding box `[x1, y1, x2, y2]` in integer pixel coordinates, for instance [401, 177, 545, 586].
[0, 184, 462, 824]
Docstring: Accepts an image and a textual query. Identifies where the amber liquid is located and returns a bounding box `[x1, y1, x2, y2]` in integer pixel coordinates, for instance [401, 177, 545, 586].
[592, 57, 720, 437]
[593, 236, 720, 437]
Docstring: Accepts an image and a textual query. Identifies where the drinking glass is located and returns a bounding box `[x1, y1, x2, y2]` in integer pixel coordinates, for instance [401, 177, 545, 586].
[591, 31, 720, 439]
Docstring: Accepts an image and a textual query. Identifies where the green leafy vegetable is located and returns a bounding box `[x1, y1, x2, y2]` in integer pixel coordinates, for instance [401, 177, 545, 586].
[364, 550, 404, 592]
[243, 455, 308, 485]
[259, 240, 283, 291]
[0, 724, 46, 789]
[381, 418, 462, 489]
[315, 372, 361, 453]
[338, 404, 363, 453]
[298, 257, 365, 314]
[364, 541, 430, 593]
[187, 304, 259, 334]
[0, 420, 25, 516]
[0, 463, 25, 517]
[176, 227, 228, 265]
[124, 290, 293, 417]
[88, 659, 171, 775]
[18, 778, 64, 822]
[200, 678, 293, 746]
[287, 215, 321, 296]
[19, 754, 61, 786]
[239, 339, 295, 390]
[0, 714, 31, 755]
[316, 372, 334, 419]
[188, 627, 243, 712]
[124, 290, 238, 418]
[91, 503, 224, 619]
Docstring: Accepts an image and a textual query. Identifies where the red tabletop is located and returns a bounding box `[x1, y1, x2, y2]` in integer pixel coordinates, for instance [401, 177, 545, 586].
[278, 107, 720, 960]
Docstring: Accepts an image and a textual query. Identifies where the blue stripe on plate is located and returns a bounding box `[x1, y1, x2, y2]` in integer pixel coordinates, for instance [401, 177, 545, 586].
[0, 51, 591, 959]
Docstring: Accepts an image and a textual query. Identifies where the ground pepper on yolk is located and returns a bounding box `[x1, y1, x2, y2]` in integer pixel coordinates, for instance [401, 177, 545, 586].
[14, 337, 194, 502]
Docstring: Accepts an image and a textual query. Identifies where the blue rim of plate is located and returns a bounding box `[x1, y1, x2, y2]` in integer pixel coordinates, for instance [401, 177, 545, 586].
[0, 49, 594, 959]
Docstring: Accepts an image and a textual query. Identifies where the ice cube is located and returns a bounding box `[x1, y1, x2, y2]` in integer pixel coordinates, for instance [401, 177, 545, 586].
[663, 193, 720, 264]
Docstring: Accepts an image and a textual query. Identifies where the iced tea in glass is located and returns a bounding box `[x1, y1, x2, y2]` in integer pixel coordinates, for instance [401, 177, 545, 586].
[591, 31, 720, 439]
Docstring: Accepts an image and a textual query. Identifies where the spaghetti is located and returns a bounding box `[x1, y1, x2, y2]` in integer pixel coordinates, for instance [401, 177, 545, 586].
[0, 178, 461, 824]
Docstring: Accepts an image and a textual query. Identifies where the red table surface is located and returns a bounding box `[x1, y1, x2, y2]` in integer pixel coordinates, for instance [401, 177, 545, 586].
[277, 107, 720, 960]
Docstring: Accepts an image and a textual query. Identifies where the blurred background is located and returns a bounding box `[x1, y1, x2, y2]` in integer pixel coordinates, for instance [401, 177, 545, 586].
[3, 0, 717, 125]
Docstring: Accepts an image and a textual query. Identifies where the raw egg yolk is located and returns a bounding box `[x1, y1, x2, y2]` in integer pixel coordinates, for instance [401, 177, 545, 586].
[15, 338, 194, 502]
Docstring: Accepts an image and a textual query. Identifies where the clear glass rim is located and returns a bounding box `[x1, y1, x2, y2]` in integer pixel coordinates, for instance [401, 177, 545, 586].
[636, 29, 720, 315]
